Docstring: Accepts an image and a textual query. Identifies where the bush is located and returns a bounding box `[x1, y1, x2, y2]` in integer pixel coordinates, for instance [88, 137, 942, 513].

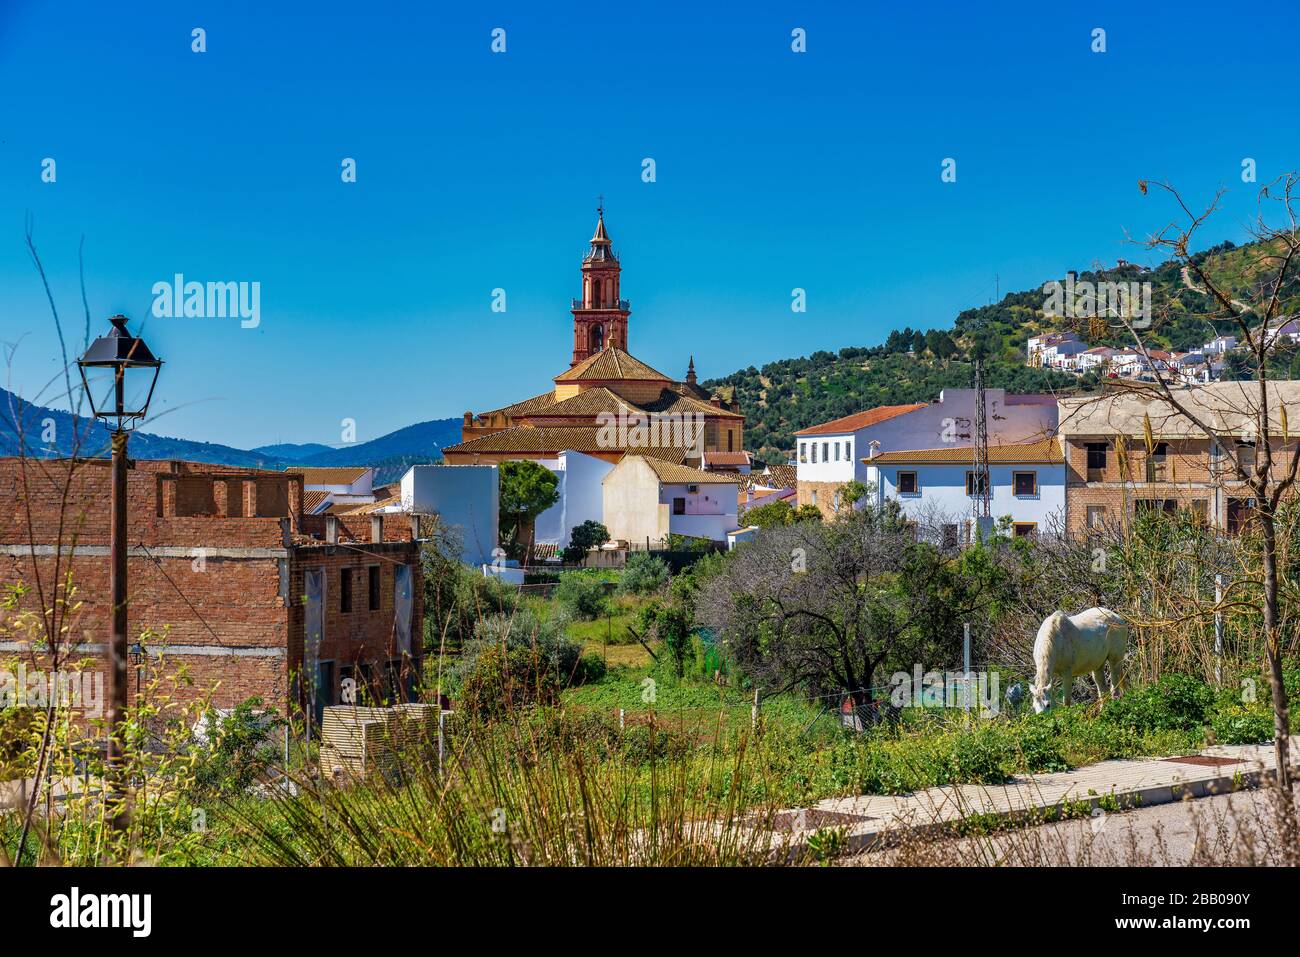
[946, 727, 1013, 785]
[1210, 704, 1275, 745]
[190, 697, 284, 797]
[1102, 673, 1215, 733]
[555, 574, 610, 620]
[453, 606, 583, 694]
[563, 520, 610, 565]
[574, 653, 607, 685]
[459, 645, 561, 718]
[618, 553, 670, 596]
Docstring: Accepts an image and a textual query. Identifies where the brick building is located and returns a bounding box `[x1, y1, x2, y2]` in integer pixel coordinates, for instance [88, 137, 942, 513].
[1057, 382, 1300, 535]
[0, 457, 423, 723]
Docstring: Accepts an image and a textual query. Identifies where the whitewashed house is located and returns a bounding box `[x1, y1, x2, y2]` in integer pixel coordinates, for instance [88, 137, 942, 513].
[1202, 335, 1237, 355]
[602, 455, 738, 546]
[532, 450, 615, 549]
[795, 389, 1059, 518]
[1027, 331, 1085, 369]
[871, 438, 1066, 543]
[399, 464, 500, 567]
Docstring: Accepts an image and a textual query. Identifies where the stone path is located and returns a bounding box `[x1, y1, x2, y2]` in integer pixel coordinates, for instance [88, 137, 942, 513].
[773, 737, 1298, 853]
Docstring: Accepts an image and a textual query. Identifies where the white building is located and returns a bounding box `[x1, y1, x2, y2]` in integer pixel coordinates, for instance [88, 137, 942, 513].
[1202, 335, 1237, 355]
[602, 455, 738, 545]
[794, 389, 1059, 516]
[871, 438, 1066, 542]
[1027, 331, 1084, 369]
[532, 450, 615, 549]
[290, 466, 377, 514]
[399, 464, 500, 566]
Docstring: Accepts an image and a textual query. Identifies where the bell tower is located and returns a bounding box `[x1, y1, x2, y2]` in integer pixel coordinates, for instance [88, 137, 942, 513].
[571, 201, 631, 365]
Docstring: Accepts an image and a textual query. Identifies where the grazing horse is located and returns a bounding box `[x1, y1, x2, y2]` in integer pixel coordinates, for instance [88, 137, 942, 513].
[1030, 607, 1129, 713]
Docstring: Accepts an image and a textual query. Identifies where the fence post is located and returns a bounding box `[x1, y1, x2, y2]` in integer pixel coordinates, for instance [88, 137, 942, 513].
[963, 622, 972, 713]
[619, 708, 625, 730]
[751, 688, 760, 731]
[437, 710, 446, 776]
[1214, 573, 1224, 686]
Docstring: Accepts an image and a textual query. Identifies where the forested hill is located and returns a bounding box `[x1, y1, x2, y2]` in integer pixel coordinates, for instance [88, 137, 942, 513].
[705, 237, 1300, 464]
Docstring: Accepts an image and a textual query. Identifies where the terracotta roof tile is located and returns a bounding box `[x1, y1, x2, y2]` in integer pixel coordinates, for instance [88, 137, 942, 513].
[286, 466, 371, 486]
[868, 437, 1063, 465]
[554, 348, 673, 383]
[795, 404, 927, 436]
[629, 456, 740, 485]
[443, 426, 688, 463]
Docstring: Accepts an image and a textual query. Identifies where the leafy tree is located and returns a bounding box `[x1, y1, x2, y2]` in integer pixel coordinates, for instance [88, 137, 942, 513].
[744, 499, 795, 528]
[698, 506, 1006, 718]
[618, 552, 670, 595]
[836, 480, 870, 511]
[498, 460, 559, 559]
[563, 520, 610, 565]
[792, 504, 824, 522]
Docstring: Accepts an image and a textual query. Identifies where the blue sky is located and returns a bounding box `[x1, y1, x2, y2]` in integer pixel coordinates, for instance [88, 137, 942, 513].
[1, 1, 1296, 449]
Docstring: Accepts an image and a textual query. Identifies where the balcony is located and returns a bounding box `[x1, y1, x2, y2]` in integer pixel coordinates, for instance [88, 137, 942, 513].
[572, 298, 630, 311]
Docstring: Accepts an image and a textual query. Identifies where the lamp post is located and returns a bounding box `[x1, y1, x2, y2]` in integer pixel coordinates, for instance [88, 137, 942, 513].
[77, 315, 161, 832]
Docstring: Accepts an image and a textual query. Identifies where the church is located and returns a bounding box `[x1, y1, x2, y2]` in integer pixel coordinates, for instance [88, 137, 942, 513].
[442, 210, 747, 469]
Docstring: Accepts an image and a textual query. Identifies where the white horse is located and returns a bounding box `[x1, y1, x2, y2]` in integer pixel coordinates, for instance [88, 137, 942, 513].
[1030, 607, 1129, 713]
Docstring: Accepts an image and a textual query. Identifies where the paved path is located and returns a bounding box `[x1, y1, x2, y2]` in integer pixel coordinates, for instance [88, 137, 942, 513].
[773, 738, 1298, 855]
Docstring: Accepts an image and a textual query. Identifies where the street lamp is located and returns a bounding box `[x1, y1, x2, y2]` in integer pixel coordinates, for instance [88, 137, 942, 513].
[77, 315, 161, 832]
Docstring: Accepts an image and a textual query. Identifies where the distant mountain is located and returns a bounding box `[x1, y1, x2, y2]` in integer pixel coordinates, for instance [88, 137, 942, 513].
[251, 442, 335, 460]
[291, 419, 464, 468]
[0, 387, 462, 477]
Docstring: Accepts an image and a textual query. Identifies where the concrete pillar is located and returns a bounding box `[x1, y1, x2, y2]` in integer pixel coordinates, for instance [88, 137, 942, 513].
[371, 515, 383, 543]
[325, 515, 339, 544]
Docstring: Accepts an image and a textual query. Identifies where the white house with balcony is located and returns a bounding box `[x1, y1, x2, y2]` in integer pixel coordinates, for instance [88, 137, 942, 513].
[794, 389, 1059, 516]
[1027, 331, 1085, 369]
[871, 438, 1066, 543]
[601, 455, 738, 546]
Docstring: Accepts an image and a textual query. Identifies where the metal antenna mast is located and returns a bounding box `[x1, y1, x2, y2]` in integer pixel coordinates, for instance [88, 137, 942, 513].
[973, 347, 991, 523]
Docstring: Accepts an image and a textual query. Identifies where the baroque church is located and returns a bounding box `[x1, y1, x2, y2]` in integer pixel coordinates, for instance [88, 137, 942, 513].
[442, 210, 746, 468]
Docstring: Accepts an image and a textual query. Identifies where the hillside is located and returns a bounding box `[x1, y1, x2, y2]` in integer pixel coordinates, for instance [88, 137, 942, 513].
[706, 238, 1300, 464]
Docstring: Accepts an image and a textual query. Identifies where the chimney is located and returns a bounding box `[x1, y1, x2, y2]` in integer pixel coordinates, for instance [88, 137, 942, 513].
[325, 515, 339, 544]
[867, 440, 881, 460]
[371, 515, 384, 543]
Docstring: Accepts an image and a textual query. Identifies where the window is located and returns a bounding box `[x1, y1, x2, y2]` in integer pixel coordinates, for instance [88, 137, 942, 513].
[727, 430, 734, 452]
[1228, 497, 1256, 535]
[1085, 442, 1108, 482]
[1086, 505, 1108, 529]
[368, 566, 380, 611]
[1012, 471, 1037, 496]
[672, 497, 686, 515]
[833, 443, 840, 462]
[339, 664, 356, 704]
[799, 442, 807, 464]
[359, 662, 375, 701]
[341, 568, 353, 613]
[965, 471, 988, 497]
[811, 489, 818, 506]
[1236, 441, 1257, 473]
[942, 524, 959, 548]
[896, 471, 918, 494]
[822, 442, 829, 463]
[811, 444, 818, 464]
[1012, 522, 1037, 538]
[1145, 443, 1168, 483]
[315, 660, 335, 725]
[687, 484, 699, 494]
[1135, 498, 1178, 516]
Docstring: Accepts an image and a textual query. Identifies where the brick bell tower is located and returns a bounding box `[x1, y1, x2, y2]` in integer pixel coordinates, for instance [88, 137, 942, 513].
[570, 201, 630, 365]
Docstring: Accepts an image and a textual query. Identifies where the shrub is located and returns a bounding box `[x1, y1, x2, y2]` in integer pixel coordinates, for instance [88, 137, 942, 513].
[1210, 704, 1275, 745]
[563, 520, 610, 565]
[555, 574, 610, 620]
[1014, 713, 1071, 773]
[190, 697, 284, 798]
[946, 727, 1013, 785]
[574, 653, 607, 685]
[454, 606, 583, 693]
[459, 645, 561, 718]
[1102, 673, 1215, 733]
[618, 553, 670, 596]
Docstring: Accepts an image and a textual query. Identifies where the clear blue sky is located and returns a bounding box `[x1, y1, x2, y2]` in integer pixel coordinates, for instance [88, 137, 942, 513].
[1, 0, 1296, 449]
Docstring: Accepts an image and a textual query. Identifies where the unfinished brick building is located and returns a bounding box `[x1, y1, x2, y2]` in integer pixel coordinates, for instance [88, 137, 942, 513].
[1057, 382, 1300, 536]
[0, 457, 423, 723]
